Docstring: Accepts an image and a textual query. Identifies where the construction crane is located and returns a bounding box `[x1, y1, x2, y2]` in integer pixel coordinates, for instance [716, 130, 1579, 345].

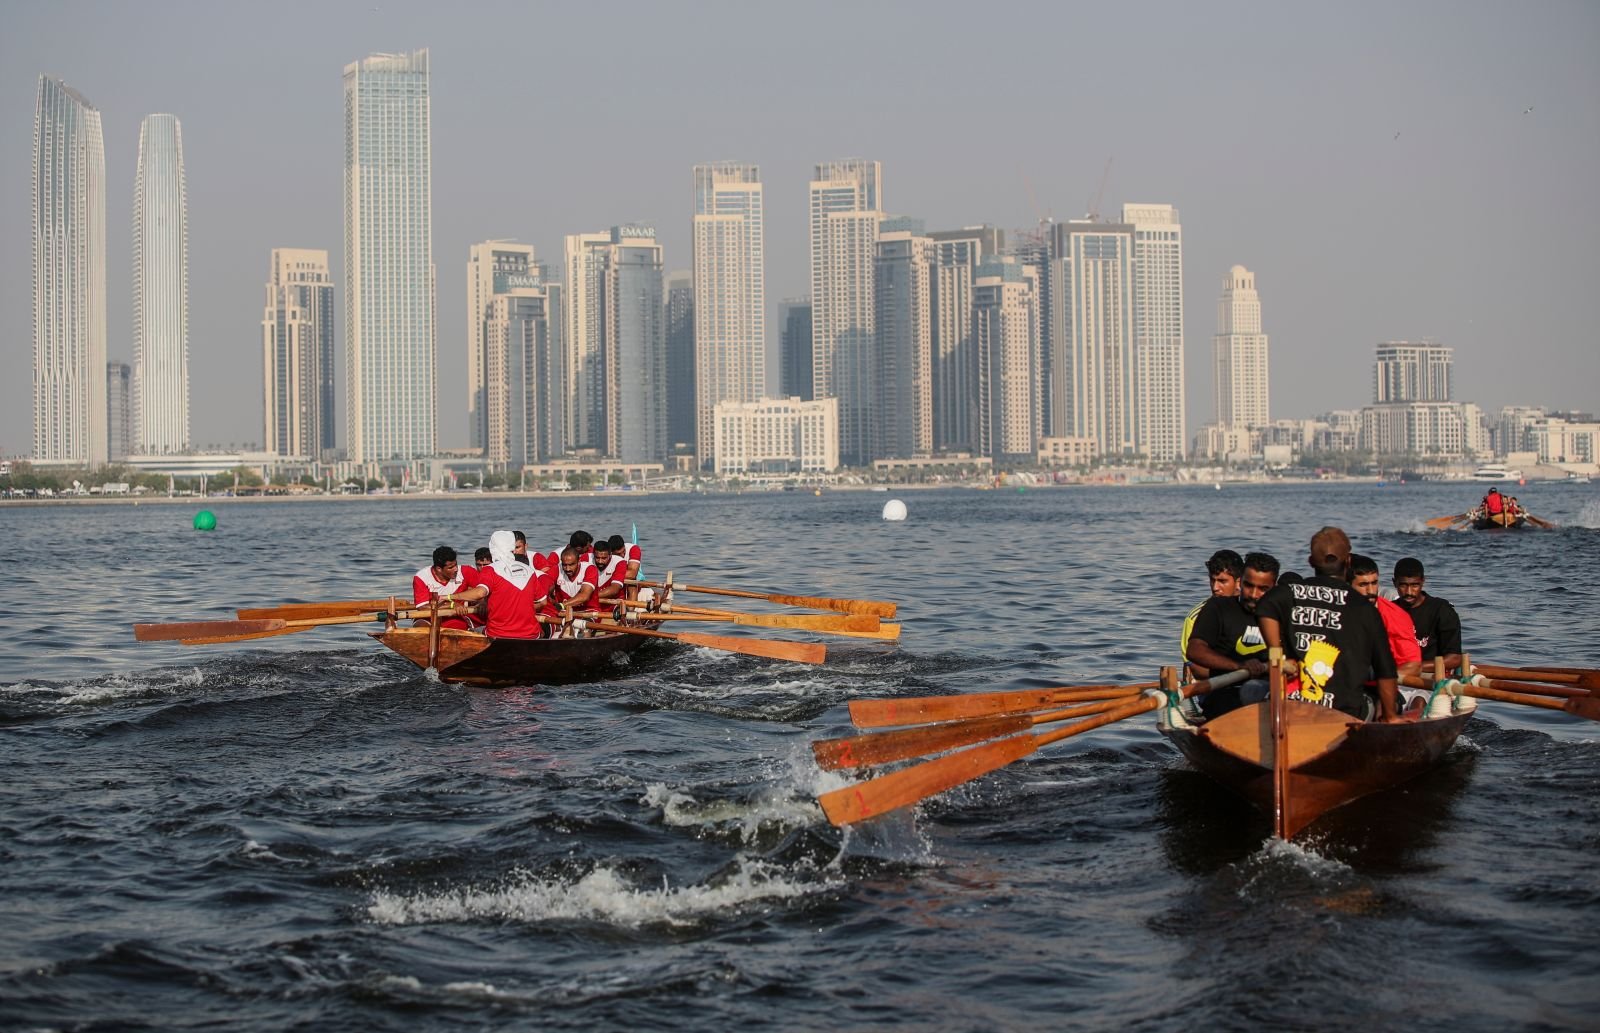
[1017, 165, 1054, 251]
[1085, 156, 1114, 222]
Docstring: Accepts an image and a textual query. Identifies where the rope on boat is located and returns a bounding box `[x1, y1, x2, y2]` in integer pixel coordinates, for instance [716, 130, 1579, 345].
[1424, 677, 1481, 718]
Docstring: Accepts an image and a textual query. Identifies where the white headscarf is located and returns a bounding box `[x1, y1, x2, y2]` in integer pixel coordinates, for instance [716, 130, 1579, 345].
[487, 529, 536, 590]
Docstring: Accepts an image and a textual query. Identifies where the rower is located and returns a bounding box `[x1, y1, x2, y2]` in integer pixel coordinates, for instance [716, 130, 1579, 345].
[447, 530, 553, 640]
[550, 546, 601, 630]
[1180, 549, 1243, 681]
[412, 546, 481, 631]
[591, 538, 627, 609]
[1391, 557, 1463, 674]
[609, 533, 642, 580]
[1183, 551, 1279, 719]
[1348, 553, 1423, 710]
[512, 530, 530, 562]
[473, 546, 492, 569]
[568, 530, 594, 562]
[1257, 526, 1402, 722]
[1481, 487, 1505, 520]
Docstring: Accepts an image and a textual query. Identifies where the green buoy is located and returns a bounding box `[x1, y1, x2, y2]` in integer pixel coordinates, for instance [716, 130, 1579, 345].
[193, 510, 217, 531]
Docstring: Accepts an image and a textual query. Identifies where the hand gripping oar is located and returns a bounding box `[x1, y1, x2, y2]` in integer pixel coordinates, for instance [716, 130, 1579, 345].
[847, 681, 1162, 729]
[813, 695, 1150, 771]
[626, 579, 895, 619]
[817, 670, 1248, 826]
[586, 621, 825, 665]
[135, 605, 474, 644]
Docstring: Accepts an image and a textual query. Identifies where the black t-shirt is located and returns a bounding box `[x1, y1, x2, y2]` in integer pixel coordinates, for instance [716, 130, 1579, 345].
[1257, 574, 1398, 717]
[1398, 594, 1462, 661]
[1187, 595, 1268, 667]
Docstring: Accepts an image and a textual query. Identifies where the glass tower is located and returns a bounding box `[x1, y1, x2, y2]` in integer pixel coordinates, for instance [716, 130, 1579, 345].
[262, 249, 336, 458]
[343, 50, 434, 462]
[133, 114, 189, 454]
[809, 159, 882, 466]
[692, 162, 765, 468]
[33, 75, 107, 466]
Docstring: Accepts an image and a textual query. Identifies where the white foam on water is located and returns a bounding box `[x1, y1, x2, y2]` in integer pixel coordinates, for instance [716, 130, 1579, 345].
[640, 781, 824, 842]
[366, 855, 836, 928]
[1242, 836, 1354, 884]
[1576, 499, 1600, 529]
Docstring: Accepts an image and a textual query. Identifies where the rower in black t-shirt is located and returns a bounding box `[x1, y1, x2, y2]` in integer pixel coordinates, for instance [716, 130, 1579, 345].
[1257, 526, 1401, 722]
[1391, 557, 1463, 672]
[1184, 552, 1280, 719]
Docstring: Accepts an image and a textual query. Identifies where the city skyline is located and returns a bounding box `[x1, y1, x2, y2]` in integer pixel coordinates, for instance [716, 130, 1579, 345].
[3, 2, 1596, 457]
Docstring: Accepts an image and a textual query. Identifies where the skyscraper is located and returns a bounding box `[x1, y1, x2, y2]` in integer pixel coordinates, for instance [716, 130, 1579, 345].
[692, 162, 765, 468]
[973, 257, 1040, 462]
[343, 49, 434, 463]
[1124, 204, 1185, 461]
[132, 114, 189, 454]
[564, 227, 667, 462]
[1049, 220, 1136, 458]
[467, 242, 564, 467]
[33, 75, 107, 466]
[778, 299, 812, 402]
[107, 361, 131, 462]
[1374, 341, 1452, 402]
[665, 272, 696, 448]
[262, 249, 335, 458]
[874, 219, 934, 459]
[927, 226, 1003, 453]
[1213, 265, 1269, 430]
[809, 159, 882, 465]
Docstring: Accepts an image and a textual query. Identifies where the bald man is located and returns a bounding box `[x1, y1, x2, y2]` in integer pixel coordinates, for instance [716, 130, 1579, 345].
[1256, 526, 1401, 723]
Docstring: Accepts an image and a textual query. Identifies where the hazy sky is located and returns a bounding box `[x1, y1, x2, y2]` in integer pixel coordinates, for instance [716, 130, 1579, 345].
[4, 0, 1597, 456]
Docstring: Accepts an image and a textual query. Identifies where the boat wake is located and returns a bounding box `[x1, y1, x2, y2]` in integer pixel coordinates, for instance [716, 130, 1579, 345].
[1576, 499, 1600, 529]
[364, 853, 840, 929]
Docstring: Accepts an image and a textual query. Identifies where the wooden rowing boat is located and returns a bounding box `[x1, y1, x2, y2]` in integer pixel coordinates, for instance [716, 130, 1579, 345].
[1158, 699, 1472, 839]
[1471, 509, 1526, 530]
[372, 625, 658, 686]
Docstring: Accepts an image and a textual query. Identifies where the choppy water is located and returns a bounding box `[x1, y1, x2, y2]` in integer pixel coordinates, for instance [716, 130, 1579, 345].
[3, 483, 1598, 1031]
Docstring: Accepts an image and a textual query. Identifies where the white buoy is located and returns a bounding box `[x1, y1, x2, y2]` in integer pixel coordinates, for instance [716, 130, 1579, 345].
[882, 499, 908, 521]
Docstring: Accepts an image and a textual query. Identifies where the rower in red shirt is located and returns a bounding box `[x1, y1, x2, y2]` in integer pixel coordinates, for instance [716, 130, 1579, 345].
[1349, 553, 1424, 709]
[412, 546, 482, 630]
[448, 530, 553, 639]
[550, 546, 601, 619]
[590, 538, 628, 610]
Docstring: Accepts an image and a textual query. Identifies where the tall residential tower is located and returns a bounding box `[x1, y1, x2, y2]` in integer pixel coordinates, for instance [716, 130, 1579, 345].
[692, 162, 765, 468]
[32, 76, 107, 466]
[809, 159, 882, 466]
[1124, 204, 1184, 461]
[343, 49, 435, 463]
[262, 249, 335, 458]
[1213, 265, 1269, 429]
[132, 114, 189, 453]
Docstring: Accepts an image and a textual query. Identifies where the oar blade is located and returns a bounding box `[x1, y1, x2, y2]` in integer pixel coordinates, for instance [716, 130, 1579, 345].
[652, 628, 826, 665]
[1425, 513, 1469, 530]
[848, 683, 1147, 729]
[135, 619, 285, 642]
[733, 613, 879, 632]
[236, 599, 390, 620]
[825, 622, 902, 641]
[1564, 695, 1600, 722]
[819, 733, 1038, 826]
[812, 714, 1031, 771]
[181, 626, 311, 645]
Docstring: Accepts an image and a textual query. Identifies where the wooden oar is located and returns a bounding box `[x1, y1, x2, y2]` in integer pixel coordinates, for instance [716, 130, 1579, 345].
[1401, 673, 1600, 719]
[813, 695, 1143, 771]
[237, 599, 392, 620]
[1269, 649, 1291, 840]
[847, 681, 1161, 729]
[1472, 664, 1600, 691]
[135, 605, 470, 644]
[817, 669, 1246, 826]
[1525, 514, 1556, 529]
[587, 621, 825, 665]
[1425, 513, 1470, 530]
[615, 603, 877, 633]
[626, 579, 895, 618]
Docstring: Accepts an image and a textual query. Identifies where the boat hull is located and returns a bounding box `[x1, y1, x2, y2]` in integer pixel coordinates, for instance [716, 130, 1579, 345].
[372, 626, 656, 686]
[1160, 700, 1471, 839]
[1472, 511, 1526, 530]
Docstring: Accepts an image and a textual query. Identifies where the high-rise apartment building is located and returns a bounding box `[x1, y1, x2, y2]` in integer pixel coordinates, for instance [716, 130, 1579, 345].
[973, 257, 1040, 462]
[692, 162, 765, 468]
[262, 249, 336, 458]
[1374, 341, 1452, 403]
[874, 219, 934, 459]
[1048, 220, 1136, 459]
[1124, 204, 1184, 461]
[466, 242, 564, 467]
[343, 49, 435, 463]
[33, 75, 107, 466]
[564, 227, 667, 462]
[1213, 265, 1269, 430]
[779, 300, 812, 402]
[665, 272, 695, 448]
[809, 159, 882, 465]
[132, 114, 189, 454]
[107, 361, 131, 462]
[928, 226, 1003, 453]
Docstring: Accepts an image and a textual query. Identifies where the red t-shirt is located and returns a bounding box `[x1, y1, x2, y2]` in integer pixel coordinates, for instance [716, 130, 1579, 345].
[413, 564, 482, 630]
[551, 561, 601, 610]
[593, 555, 626, 601]
[1375, 596, 1422, 669]
[476, 566, 552, 639]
